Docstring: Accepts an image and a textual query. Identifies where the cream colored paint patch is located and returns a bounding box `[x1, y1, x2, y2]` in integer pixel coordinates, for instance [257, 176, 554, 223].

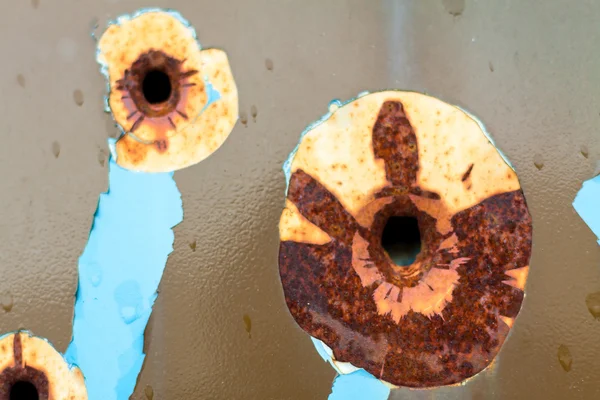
[19, 333, 88, 399]
[0, 334, 14, 371]
[503, 266, 529, 291]
[289, 91, 517, 218]
[279, 200, 332, 245]
[290, 99, 389, 217]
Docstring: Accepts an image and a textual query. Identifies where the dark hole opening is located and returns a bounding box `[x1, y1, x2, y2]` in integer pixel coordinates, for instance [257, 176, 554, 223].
[381, 216, 421, 267]
[10, 381, 38, 400]
[142, 70, 172, 104]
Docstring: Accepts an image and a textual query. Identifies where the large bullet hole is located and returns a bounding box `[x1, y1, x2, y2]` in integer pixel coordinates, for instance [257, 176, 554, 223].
[142, 70, 172, 104]
[381, 216, 421, 266]
[10, 381, 38, 400]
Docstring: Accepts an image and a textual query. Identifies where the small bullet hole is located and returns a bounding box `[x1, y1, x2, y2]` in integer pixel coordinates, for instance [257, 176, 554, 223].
[251, 105, 258, 121]
[489, 62, 494, 72]
[51, 141, 61, 158]
[73, 89, 84, 106]
[142, 70, 171, 104]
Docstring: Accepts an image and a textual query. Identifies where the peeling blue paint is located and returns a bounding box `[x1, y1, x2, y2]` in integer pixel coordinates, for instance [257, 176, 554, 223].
[310, 338, 390, 400]
[64, 138, 183, 399]
[573, 174, 600, 245]
[330, 370, 391, 400]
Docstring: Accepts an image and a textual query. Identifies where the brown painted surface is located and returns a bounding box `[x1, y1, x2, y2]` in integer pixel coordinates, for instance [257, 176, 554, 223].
[280, 100, 532, 387]
[0, 1, 599, 399]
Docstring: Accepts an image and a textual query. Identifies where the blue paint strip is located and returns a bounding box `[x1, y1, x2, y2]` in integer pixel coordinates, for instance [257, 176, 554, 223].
[573, 174, 600, 245]
[64, 138, 183, 399]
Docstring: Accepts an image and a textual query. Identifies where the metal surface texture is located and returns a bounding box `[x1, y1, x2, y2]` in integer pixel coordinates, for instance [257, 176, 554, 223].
[0, 1, 598, 399]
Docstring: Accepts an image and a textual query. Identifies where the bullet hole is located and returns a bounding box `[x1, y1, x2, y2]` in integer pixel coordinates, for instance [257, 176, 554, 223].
[73, 89, 84, 106]
[17, 74, 26, 88]
[51, 141, 61, 158]
[243, 314, 252, 338]
[580, 145, 589, 158]
[189, 240, 196, 252]
[533, 154, 544, 170]
[10, 381, 38, 400]
[251, 105, 258, 122]
[142, 70, 172, 104]
[381, 216, 421, 267]
[443, 0, 465, 16]
[265, 58, 274, 71]
[489, 62, 494, 72]
[240, 111, 248, 126]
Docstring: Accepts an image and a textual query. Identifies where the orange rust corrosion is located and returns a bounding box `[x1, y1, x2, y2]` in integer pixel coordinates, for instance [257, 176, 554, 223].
[98, 10, 238, 172]
[0, 331, 88, 399]
[278, 91, 533, 388]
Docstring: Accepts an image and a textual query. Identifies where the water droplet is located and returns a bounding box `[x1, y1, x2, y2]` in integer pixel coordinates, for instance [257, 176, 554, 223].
[251, 105, 258, 121]
[1, 292, 13, 312]
[240, 112, 248, 126]
[265, 58, 274, 71]
[144, 385, 154, 400]
[328, 99, 342, 112]
[120, 306, 138, 324]
[84, 262, 102, 287]
[17, 74, 26, 88]
[585, 292, 600, 319]
[533, 154, 544, 170]
[52, 141, 61, 158]
[97, 149, 106, 167]
[73, 89, 84, 106]
[558, 344, 572, 372]
[189, 240, 196, 252]
[580, 145, 589, 158]
[443, 0, 465, 16]
[243, 314, 252, 338]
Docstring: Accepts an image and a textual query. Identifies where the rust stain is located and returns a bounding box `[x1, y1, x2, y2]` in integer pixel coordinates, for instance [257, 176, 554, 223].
[98, 11, 238, 172]
[278, 94, 532, 388]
